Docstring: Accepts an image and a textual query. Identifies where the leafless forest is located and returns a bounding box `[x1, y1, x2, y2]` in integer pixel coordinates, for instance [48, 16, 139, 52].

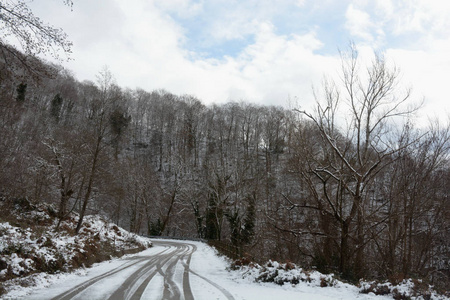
[0, 0, 449, 288]
[1, 46, 449, 288]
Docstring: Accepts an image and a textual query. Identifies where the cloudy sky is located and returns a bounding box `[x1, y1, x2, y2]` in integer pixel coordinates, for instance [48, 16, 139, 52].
[28, 0, 450, 121]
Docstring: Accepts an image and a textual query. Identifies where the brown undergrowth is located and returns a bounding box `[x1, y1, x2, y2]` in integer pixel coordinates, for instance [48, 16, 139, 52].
[0, 198, 151, 296]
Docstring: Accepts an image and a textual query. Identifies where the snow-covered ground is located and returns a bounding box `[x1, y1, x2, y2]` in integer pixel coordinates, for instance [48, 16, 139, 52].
[188, 240, 390, 300]
[0, 216, 150, 280]
[3, 239, 446, 300]
[0, 201, 152, 299]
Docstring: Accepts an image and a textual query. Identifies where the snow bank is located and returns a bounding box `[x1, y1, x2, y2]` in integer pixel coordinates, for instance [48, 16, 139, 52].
[0, 201, 151, 296]
[230, 259, 448, 300]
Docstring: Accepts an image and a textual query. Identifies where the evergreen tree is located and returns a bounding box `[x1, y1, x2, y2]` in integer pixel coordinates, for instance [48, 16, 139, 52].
[205, 193, 222, 240]
[225, 208, 241, 247]
[150, 218, 162, 236]
[242, 194, 255, 244]
[16, 82, 27, 103]
[50, 93, 63, 121]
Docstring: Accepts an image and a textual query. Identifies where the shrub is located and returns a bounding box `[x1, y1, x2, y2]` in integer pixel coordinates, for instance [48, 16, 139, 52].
[392, 288, 411, 300]
[257, 268, 279, 284]
[284, 261, 295, 271]
[359, 281, 391, 295]
[231, 257, 253, 269]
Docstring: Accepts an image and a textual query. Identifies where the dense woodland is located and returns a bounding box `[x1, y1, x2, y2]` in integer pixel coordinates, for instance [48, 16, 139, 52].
[0, 25, 449, 290]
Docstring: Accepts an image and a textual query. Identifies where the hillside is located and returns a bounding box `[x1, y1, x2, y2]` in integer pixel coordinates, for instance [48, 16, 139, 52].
[0, 198, 151, 296]
[0, 44, 449, 289]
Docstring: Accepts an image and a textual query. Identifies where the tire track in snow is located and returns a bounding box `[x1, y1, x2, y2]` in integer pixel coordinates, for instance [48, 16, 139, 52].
[51, 247, 171, 300]
[178, 243, 235, 300]
[181, 244, 195, 300]
[126, 244, 187, 300]
[50, 240, 235, 300]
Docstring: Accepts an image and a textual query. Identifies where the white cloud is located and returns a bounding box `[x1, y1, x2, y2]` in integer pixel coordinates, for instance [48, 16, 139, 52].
[388, 0, 450, 35]
[345, 4, 387, 51]
[42, 0, 337, 109]
[209, 17, 260, 42]
[24, 0, 450, 122]
[374, 0, 394, 17]
[343, 0, 450, 123]
[366, 0, 450, 39]
[154, 21, 335, 106]
[154, 0, 204, 18]
[345, 4, 375, 42]
[386, 41, 450, 124]
[296, 0, 306, 7]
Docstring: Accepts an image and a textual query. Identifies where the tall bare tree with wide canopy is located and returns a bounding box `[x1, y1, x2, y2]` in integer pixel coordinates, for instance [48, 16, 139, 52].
[294, 44, 421, 279]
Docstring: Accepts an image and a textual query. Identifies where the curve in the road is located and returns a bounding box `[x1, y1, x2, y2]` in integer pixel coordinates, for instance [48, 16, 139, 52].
[50, 240, 234, 300]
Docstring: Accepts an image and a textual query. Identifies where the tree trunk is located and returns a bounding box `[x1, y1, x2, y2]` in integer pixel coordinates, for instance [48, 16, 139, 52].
[160, 187, 177, 235]
[75, 137, 101, 234]
[340, 219, 350, 276]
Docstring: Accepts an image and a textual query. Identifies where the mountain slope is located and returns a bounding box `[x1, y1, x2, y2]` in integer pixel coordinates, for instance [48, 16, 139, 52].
[0, 198, 151, 296]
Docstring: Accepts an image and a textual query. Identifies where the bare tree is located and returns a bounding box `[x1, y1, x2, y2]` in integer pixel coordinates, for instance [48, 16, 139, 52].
[0, 0, 73, 78]
[376, 120, 450, 284]
[75, 68, 118, 233]
[294, 44, 420, 278]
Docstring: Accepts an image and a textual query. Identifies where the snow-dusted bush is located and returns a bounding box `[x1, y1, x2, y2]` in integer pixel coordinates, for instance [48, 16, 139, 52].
[231, 258, 448, 300]
[234, 259, 336, 287]
[359, 278, 448, 300]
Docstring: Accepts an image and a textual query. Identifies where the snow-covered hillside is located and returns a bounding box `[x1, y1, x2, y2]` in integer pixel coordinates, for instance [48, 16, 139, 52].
[0, 199, 151, 297]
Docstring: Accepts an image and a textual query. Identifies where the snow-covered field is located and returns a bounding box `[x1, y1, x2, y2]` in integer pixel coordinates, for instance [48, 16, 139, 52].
[2, 239, 447, 300]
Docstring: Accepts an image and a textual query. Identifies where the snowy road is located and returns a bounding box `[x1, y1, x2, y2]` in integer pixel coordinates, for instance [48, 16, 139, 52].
[26, 240, 234, 300]
[20, 239, 391, 300]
